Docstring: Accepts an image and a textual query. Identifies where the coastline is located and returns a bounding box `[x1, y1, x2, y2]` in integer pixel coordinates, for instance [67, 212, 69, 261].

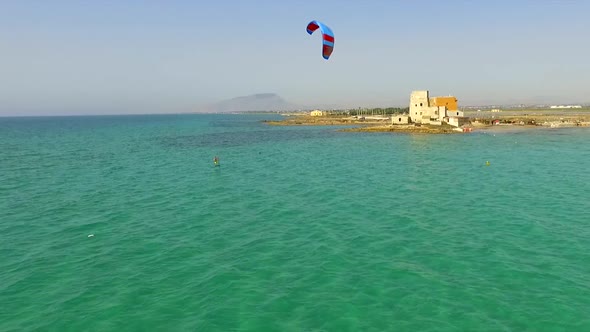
[263, 112, 590, 134]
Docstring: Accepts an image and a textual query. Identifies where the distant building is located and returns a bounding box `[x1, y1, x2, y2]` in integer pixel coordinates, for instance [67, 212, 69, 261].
[550, 105, 582, 109]
[392, 115, 410, 124]
[447, 116, 470, 127]
[430, 96, 458, 111]
[310, 110, 324, 116]
[408, 90, 468, 127]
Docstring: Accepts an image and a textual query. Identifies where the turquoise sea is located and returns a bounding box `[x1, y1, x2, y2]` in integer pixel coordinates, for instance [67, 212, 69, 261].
[1, 114, 589, 331]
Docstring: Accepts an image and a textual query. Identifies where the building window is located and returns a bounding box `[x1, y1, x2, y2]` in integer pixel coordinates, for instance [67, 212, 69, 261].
[420, 103, 423, 106]
[457, 112, 459, 116]
[398, 118, 402, 122]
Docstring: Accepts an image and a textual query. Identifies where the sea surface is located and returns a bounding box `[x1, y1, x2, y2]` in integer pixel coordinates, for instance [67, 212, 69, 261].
[1, 114, 589, 331]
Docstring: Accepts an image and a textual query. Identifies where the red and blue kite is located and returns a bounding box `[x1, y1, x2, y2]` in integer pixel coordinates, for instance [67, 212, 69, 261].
[306, 20, 334, 60]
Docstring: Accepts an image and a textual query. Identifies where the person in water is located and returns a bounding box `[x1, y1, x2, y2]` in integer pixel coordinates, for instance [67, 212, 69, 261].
[213, 156, 219, 166]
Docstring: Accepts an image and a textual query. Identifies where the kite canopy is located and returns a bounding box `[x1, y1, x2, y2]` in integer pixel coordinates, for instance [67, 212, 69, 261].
[306, 20, 334, 60]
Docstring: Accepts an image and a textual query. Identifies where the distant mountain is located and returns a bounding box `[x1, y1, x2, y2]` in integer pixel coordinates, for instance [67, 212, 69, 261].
[201, 93, 303, 113]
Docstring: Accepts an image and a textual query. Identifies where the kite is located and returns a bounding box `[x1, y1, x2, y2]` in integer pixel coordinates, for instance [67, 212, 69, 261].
[306, 20, 334, 60]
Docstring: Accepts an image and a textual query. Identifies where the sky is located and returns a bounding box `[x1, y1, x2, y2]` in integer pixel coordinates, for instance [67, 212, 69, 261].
[1, 0, 589, 115]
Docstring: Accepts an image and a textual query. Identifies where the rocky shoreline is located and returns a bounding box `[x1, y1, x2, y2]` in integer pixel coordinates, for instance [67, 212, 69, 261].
[263, 113, 590, 134]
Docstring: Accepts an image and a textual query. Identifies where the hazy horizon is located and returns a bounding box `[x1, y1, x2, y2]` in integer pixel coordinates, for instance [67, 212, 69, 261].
[2, 1, 590, 116]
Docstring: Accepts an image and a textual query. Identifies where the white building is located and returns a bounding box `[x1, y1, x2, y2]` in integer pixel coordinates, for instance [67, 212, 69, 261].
[408, 90, 468, 127]
[392, 114, 410, 124]
[550, 105, 582, 109]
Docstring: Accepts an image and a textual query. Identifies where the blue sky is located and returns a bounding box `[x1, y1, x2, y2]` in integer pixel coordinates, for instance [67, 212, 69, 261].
[1, 0, 589, 115]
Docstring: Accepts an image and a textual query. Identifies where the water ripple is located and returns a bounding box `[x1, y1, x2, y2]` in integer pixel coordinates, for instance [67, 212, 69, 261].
[1, 115, 590, 331]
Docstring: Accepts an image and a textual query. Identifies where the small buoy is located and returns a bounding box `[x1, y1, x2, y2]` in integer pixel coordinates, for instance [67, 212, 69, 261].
[88, 234, 94, 238]
[485, 161, 490, 166]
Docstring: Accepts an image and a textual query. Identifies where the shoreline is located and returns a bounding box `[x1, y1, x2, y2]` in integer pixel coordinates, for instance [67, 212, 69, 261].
[263, 113, 590, 134]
